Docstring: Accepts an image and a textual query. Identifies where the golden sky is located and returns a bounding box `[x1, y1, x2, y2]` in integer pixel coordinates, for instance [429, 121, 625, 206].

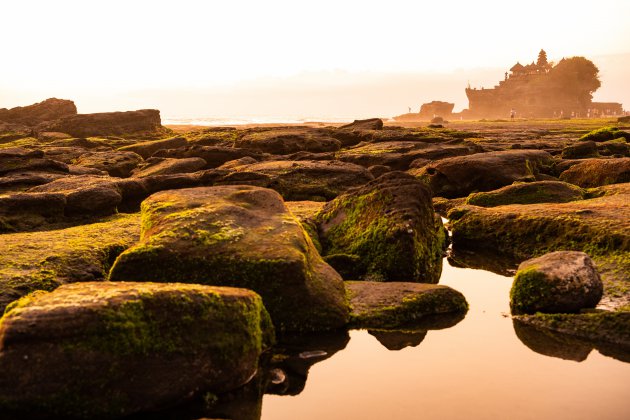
[2, 0, 629, 116]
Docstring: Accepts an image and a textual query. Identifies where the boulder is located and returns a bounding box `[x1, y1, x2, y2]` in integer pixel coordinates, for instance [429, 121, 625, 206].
[339, 141, 475, 171]
[579, 126, 629, 142]
[0, 282, 273, 418]
[0, 214, 140, 312]
[118, 136, 188, 159]
[153, 145, 263, 168]
[41, 146, 93, 164]
[510, 251, 603, 315]
[131, 157, 207, 177]
[0, 155, 68, 176]
[346, 281, 468, 329]
[234, 127, 341, 155]
[108, 185, 349, 332]
[0, 171, 67, 193]
[28, 176, 131, 216]
[0, 192, 67, 232]
[464, 181, 585, 207]
[598, 139, 629, 157]
[561, 140, 599, 159]
[36, 109, 165, 137]
[74, 150, 144, 177]
[0, 98, 77, 126]
[217, 160, 374, 201]
[314, 172, 447, 283]
[414, 150, 554, 198]
[559, 157, 630, 187]
[338, 118, 384, 130]
[0, 122, 33, 142]
[449, 183, 630, 261]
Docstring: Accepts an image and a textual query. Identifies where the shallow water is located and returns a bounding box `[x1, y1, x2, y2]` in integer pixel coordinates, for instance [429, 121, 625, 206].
[261, 260, 630, 420]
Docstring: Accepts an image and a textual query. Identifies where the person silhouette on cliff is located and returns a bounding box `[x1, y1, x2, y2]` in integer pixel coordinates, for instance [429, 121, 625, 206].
[510, 109, 516, 120]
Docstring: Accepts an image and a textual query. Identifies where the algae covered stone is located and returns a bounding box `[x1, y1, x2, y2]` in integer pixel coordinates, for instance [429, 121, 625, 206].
[346, 281, 468, 329]
[0, 282, 273, 418]
[109, 185, 349, 332]
[465, 181, 584, 207]
[315, 172, 446, 283]
[0, 213, 140, 312]
[414, 149, 554, 198]
[510, 251, 603, 315]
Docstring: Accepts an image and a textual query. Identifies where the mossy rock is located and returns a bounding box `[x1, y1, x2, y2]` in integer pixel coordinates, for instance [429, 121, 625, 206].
[450, 183, 630, 260]
[117, 136, 188, 159]
[561, 140, 599, 159]
[346, 281, 468, 329]
[449, 183, 630, 311]
[0, 282, 273, 418]
[314, 172, 446, 283]
[579, 126, 629, 142]
[338, 141, 474, 171]
[73, 150, 144, 178]
[109, 186, 349, 333]
[0, 213, 140, 313]
[559, 157, 630, 188]
[465, 181, 585, 207]
[413, 150, 555, 198]
[234, 127, 341, 155]
[510, 251, 603, 315]
[216, 159, 374, 201]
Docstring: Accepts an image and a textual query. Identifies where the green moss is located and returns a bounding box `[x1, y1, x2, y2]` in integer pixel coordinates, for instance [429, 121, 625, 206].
[348, 288, 468, 329]
[580, 126, 629, 142]
[316, 187, 445, 283]
[0, 214, 141, 313]
[465, 182, 584, 207]
[510, 266, 554, 315]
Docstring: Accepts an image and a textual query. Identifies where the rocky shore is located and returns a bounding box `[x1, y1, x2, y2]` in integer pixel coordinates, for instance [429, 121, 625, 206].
[0, 98, 628, 418]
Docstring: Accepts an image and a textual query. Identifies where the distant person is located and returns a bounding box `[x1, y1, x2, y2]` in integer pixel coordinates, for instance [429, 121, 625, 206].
[510, 109, 516, 120]
[408, 106, 411, 113]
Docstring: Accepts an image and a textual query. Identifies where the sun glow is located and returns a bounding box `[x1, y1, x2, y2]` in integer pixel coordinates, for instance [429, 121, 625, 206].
[1, 0, 629, 115]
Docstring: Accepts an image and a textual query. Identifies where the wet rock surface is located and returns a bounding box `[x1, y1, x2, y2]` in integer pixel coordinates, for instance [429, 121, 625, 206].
[510, 251, 603, 315]
[0, 214, 140, 313]
[109, 185, 349, 332]
[414, 150, 555, 198]
[315, 172, 446, 282]
[346, 281, 468, 329]
[0, 282, 273, 418]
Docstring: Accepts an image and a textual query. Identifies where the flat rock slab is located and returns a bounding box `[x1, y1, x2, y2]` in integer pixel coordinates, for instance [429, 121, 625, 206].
[0, 214, 140, 313]
[346, 281, 468, 329]
[0, 282, 273, 418]
[109, 185, 349, 332]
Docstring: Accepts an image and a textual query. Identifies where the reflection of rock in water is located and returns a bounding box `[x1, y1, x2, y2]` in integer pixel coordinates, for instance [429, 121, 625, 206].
[368, 312, 467, 351]
[265, 330, 350, 396]
[125, 370, 266, 420]
[368, 330, 427, 350]
[447, 247, 518, 277]
[513, 319, 592, 362]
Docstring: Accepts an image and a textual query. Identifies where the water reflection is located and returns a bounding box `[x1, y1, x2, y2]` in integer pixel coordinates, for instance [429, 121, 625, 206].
[447, 247, 518, 277]
[512, 320, 593, 362]
[368, 330, 427, 350]
[265, 331, 350, 396]
[261, 258, 630, 420]
[513, 320, 630, 364]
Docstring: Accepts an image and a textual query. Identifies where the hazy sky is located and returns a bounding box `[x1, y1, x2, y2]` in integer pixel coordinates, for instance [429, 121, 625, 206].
[2, 0, 629, 118]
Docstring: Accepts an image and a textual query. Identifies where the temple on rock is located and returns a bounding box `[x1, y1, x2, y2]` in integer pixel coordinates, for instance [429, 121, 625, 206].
[464, 49, 623, 119]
